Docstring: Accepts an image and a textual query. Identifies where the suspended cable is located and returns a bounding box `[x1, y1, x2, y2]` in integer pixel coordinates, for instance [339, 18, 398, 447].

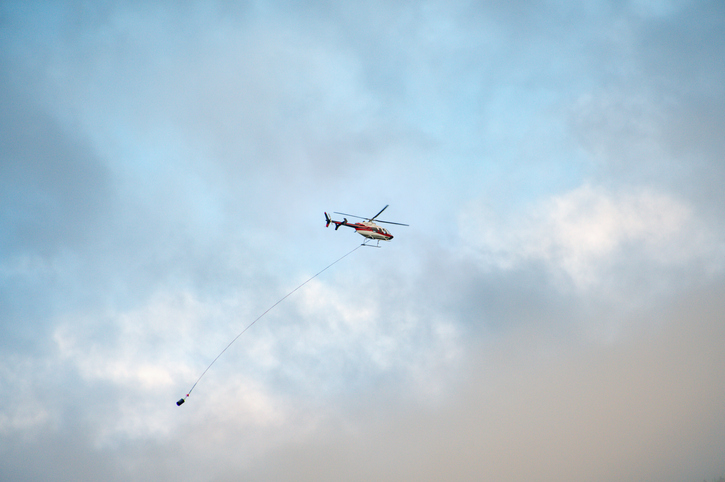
[177, 243, 362, 406]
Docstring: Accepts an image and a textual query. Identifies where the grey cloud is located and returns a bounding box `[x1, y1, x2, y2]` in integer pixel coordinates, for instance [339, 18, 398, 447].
[0, 73, 116, 351]
[565, 1, 725, 201]
[236, 279, 725, 482]
[0, 77, 112, 257]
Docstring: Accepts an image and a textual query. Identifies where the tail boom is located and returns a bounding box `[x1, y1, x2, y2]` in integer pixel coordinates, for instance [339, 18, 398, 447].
[324, 212, 351, 231]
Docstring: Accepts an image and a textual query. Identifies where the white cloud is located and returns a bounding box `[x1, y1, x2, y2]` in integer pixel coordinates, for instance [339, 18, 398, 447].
[246, 277, 464, 401]
[0, 386, 51, 437]
[460, 184, 715, 289]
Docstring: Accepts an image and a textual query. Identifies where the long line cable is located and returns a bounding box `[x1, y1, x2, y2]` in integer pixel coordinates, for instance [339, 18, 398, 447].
[177, 243, 362, 405]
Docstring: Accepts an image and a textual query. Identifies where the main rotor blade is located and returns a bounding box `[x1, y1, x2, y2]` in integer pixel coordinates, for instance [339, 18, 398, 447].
[334, 206, 405, 224]
[369, 205, 389, 221]
[333, 212, 368, 220]
[376, 219, 409, 226]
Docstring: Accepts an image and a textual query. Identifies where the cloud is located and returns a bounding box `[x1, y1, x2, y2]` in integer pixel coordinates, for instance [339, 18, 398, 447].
[460, 184, 719, 291]
[2, 1, 725, 481]
[232, 280, 725, 482]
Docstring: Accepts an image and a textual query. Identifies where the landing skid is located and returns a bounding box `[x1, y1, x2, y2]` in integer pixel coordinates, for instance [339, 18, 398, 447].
[361, 239, 382, 248]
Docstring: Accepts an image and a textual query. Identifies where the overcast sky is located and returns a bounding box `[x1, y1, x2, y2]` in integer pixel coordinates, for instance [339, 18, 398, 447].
[2, 1, 724, 481]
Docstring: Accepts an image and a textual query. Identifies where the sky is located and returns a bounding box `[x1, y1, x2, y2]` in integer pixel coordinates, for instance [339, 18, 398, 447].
[1, 0, 724, 480]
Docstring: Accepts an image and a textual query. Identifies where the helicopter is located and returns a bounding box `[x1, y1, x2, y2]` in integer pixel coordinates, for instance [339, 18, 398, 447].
[324, 205, 408, 247]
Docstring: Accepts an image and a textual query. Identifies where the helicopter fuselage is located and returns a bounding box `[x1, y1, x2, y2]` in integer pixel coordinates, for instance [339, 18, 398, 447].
[349, 221, 393, 241]
[328, 218, 393, 241]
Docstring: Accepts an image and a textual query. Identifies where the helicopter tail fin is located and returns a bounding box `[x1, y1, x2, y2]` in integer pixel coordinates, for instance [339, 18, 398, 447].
[325, 212, 331, 228]
[336, 218, 347, 230]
